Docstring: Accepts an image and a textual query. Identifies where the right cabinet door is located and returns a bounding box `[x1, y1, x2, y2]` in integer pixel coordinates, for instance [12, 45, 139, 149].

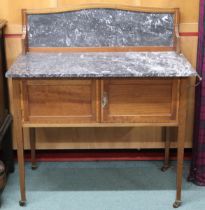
[101, 79, 180, 123]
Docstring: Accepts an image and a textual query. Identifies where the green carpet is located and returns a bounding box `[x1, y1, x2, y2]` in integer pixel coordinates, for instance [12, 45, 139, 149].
[1, 161, 205, 210]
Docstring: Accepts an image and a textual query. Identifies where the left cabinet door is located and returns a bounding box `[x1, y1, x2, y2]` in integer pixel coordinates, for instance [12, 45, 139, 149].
[22, 80, 99, 124]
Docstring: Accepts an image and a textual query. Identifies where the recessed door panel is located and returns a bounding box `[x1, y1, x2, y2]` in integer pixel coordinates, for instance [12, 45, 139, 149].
[101, 79, 179, 123]
[22, 80, 98, 124]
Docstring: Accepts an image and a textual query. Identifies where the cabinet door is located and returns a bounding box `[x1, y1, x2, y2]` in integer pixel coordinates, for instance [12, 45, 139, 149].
[101, 79, 179, 124]
[22, 80, 99, 124]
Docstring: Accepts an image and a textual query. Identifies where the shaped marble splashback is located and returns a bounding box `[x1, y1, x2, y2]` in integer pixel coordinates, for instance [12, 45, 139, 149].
[27, 9, 174, 48]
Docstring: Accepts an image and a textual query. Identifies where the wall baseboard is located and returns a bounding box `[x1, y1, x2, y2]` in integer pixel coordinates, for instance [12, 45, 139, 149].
[12, 149, 192, 162]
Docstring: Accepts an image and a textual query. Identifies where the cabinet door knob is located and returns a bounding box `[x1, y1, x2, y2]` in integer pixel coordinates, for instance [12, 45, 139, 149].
[102, 92, 108, 108]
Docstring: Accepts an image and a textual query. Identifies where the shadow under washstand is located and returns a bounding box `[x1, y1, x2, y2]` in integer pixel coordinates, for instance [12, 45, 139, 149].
[24, 161, 191, 192]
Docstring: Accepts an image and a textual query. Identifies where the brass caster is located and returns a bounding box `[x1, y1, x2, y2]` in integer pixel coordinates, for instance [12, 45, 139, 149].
[31, 164, 38, 170]
[19, 200, 26, 207]
[161, 165, 170, 172]
[173, 200, 182, 208]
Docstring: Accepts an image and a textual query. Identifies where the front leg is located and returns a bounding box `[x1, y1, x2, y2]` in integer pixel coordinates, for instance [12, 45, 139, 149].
[173, 78, 188, 208]
[12, 79, 26, 206]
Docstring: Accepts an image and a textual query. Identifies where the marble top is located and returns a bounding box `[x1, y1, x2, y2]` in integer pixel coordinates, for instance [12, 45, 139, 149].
[6, 51, 196, 78]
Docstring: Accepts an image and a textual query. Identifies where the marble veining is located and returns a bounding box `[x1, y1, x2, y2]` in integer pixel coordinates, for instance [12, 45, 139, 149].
[6, 52, 196, 78]
[28, 9, 174, 48]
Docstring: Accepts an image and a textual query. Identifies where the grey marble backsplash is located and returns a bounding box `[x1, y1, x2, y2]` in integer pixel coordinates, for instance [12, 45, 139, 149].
[28, 9, 174, 48]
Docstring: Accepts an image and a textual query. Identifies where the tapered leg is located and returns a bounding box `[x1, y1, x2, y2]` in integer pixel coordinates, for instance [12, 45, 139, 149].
[173, 78, 188, 208]
[173, 124, 186, 208]
[17, 130, 26, 207]
[12, 80, 26, 206]
[161, 127, 171, 172]
[29, 128, 37, 170]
